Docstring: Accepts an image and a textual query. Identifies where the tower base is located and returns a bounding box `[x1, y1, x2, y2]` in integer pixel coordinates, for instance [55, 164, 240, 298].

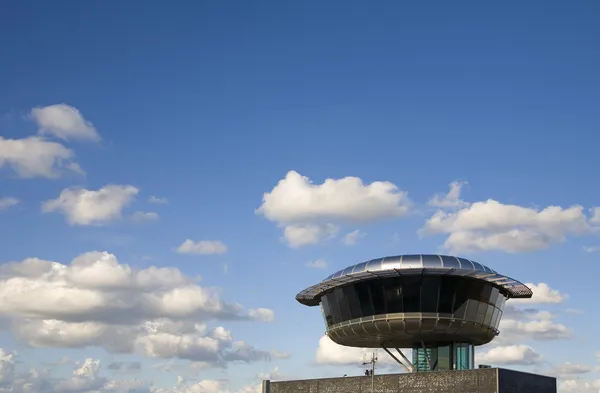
[264, 368, 556, 393]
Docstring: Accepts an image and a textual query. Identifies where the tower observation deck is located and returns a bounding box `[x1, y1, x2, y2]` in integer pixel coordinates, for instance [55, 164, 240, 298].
[296, 254, 533, 372]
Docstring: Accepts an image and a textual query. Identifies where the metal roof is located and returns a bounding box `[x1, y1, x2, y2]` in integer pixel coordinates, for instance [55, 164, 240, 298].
[296, 254, 533, 306]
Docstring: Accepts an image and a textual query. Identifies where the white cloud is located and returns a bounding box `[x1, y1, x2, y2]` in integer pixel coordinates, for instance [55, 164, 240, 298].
[248, 308, 275, 323]
[305, 259, 328, 269]
[131, 211, 160, 223]
[176, 240, 228, 255]
[30, 103, 100, 142]
[513, 283, 567, 305]
[476, 345, 542, 366]
[583, 246, 600, 253]
[0, 197, 19, 211]
[257, 171, 411, 247]
[428, 180, 469, 209]
[342, 230, 365, 246]
[0, 136, 84, 178]
[283, 223, 338, 248]
[554, 362, 593, 377]
[270, 350, 292, 359]
[559, 378, 600, 393]
[498, 318, 570, 341]
[0, 251, 278, 366]
[42, 185, 139, 226]
[148, 196, 168, 204]
[315, 335, 403, 368]
[420, 196, 591, 253]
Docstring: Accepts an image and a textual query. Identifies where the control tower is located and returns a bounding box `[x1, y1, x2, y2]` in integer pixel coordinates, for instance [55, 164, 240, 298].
[296, 254, 533, 372]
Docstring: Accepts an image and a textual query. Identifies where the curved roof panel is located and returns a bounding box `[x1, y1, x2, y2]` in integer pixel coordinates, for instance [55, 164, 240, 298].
[297, 254, 532, 306]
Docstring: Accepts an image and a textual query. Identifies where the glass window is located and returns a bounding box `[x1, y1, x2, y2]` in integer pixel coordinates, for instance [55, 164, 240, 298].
[343, 285, 362, 319]
[421, 276, 440, 313]
[384, 278, 403, 313]
[355, 281, 373, 317]
[334, 288, 350, 322]
[480, 285, 492, 304]
[321, 297, 333, 327]
[495, 309, 503, 328]
[466, 300, 479, 322]
[475, 301, 487, 323]
[438, 277, 454, 314]
[370, 281, 386, 315]
[453, 298, 468, 319]
[402, 276, 422, 312]
[483, 304, 494, 326]
[325, 293, 341, 325]
[490, 287, 499, 306]
[453, 281, 469, 315]
[438, 345, 451, 371]
[491, 308, 499, 329]
[466, 281, 484, 302]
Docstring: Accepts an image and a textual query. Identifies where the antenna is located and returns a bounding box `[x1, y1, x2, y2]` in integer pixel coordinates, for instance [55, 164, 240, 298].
[361, 351, 377, 392]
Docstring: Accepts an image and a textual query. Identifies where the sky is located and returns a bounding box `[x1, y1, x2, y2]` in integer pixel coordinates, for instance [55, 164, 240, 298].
[0, 0, 599, 392]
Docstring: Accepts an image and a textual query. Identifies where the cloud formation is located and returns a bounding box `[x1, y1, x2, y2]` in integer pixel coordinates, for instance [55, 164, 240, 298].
[31, 103, 100, 142]
[0, 137, 84, 178]
[257, 171, 411, 247]
[476, 345, 542, 366]
[176, 240, 228, 255]
[421, 182, 592, 253]
[0, 251, 276, 367]
[42, 185, 139, 225]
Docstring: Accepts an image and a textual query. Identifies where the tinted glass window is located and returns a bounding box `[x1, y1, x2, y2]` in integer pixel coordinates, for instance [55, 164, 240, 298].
[480, 285, 492, 304]
[438, 278, 454, 314]
[421, 276, 440, 313]
[370, 281, 386, 314]
[343, 285, 362, 319]
[334, 288, 351, 322]
[490, 288, 499, 306]
[384, 278, 403, 313]
[465, 300, 479, 322]
[321, 297, 333, 327]
[453, 281, 469, 314]
[402, 276, 422, 312]
[466, 281, 483, 302]
[355, 281, 373, 317]
[484, 304, 494, 326]
[325, 293, 341, 324]
[475, 301, 487, 323]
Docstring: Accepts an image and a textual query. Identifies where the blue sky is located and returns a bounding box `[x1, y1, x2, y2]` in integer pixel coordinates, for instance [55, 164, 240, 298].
[0, 0, 599, 392]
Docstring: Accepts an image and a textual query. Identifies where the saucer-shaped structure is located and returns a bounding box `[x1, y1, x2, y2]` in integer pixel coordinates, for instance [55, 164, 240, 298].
[296, 254, 532, 371]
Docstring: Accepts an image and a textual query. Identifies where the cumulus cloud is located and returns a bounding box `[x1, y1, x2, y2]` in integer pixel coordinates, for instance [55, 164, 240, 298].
[0, 251, 277, 367]
[342, 230, 365, 246]
[0, 136, 84, 178]
[512, 283, 567, 305]
[559, 378, 600, 393]
[257, 171, 411, 247]
[420, 185, 591, 253]
[30, 103, 100, 142]
[553, 362, 593, 378]
[0, 197, 19, 211]
[176, 240, 228, 255]
[315, 335, 404, 368]
[498, 318, 570, 341]
[283, 223, 338, 248]
[248, 308, 275, 323]
[42, 185, 139, 226]
[305, 259, 328, 269]
[476, 345, 542, 366]
[428, 180, 469, 209]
